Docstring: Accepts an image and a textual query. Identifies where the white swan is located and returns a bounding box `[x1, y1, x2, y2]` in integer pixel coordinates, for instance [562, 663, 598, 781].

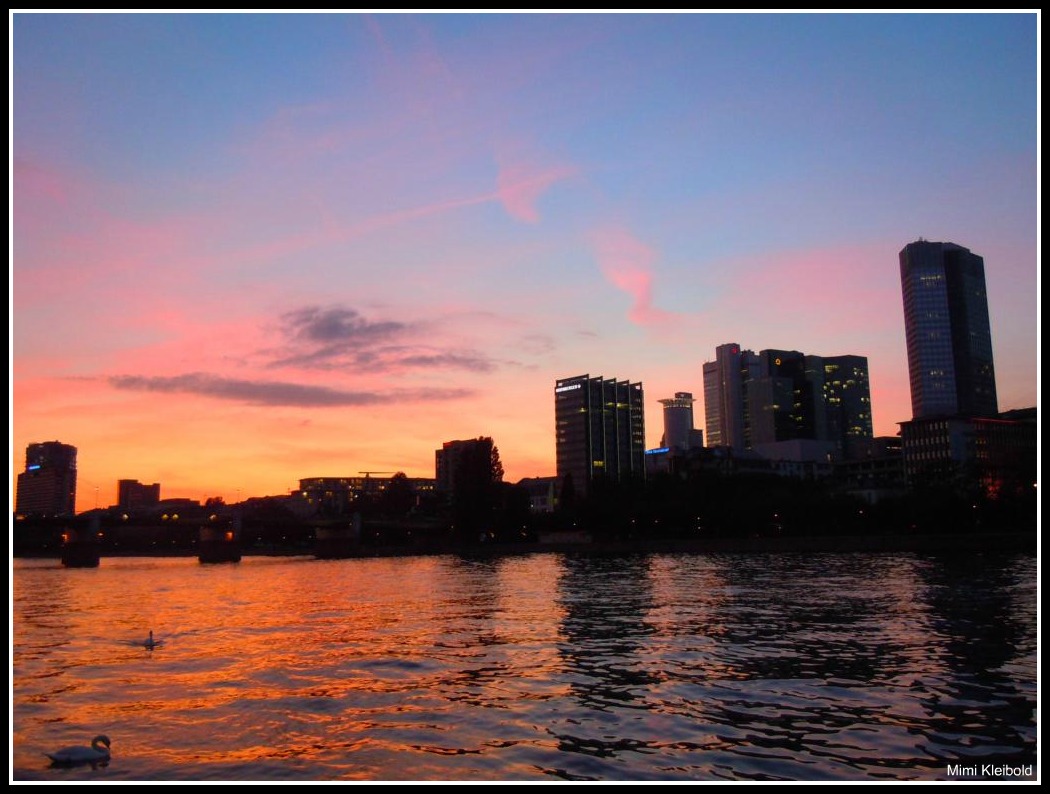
[144, 630, 160, 650]
[45, 735, 111, 765]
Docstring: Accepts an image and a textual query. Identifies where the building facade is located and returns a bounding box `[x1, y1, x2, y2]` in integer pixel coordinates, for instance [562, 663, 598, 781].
[702, 345, 872, 460]
[899, 240, 998, 418]
[702, 343, 758, 450]
[15, 441, 78, 517]
[659, 392, 703, 451]
[555, 374, 645, 496]
[815, 354, 874, 460]
[899, 410, 1035, 498]
[746, 349, 819, 446]
[298, 475, 435, 516]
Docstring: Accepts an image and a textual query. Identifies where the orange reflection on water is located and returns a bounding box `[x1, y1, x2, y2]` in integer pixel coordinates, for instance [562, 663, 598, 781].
[14, 554, 575, 780]
[13, 552, 1037, 781]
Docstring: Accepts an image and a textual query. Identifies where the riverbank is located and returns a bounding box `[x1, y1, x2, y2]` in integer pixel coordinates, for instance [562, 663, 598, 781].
[13, 530, 1037, 561]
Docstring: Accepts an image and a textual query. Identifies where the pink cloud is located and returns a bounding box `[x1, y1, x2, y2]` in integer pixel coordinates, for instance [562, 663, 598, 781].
[496, 160, 577, 223]
[591, 227, 677, 328]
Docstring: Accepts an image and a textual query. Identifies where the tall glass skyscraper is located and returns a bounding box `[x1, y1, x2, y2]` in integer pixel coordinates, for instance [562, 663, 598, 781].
[555, 374, 645, 496]
[899, 240, 998, 418]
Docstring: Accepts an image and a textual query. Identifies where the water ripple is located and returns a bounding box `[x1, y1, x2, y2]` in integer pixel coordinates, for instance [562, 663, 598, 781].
[13, 551, 1037, 781]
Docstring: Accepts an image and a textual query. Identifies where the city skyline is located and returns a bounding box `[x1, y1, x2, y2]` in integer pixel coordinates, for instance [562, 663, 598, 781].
[12, 12, 1037, 512]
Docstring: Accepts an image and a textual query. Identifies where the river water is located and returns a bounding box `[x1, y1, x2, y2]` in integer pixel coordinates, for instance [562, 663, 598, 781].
[11, 551, 1037, 781]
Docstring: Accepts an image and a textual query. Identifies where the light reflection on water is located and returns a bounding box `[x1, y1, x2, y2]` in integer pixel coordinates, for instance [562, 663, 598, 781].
[12, 552, 1036, 781]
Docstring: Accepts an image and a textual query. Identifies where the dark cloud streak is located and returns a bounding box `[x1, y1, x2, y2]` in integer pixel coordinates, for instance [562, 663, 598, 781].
[396, 352, 496, 373]
[267, 304, 504, 373]
[282, 306, 408, 345]
[108, 373, 473, 407]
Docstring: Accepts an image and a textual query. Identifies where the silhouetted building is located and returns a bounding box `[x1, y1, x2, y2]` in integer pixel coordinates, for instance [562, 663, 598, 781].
[703, 344, 872, 460]
[436, 437, 504, 540]
[117, 479, 161, 512]
[644, 446, 672, 476]
[555, 374, 645, 496]
[659, 392, 703, 451]
[817, 354, 874, 459]
[900, 240, 998, 418]
[15, 441, 77, 517]
[156, 498, 203, 519]
[747, 349, 819, 446]
[517, 476, 559, 513]
[834, 436, 905, 504]
[299, 475, 435, 516]
[900, 409, 1035, 498]
[436, 438, 497, 496]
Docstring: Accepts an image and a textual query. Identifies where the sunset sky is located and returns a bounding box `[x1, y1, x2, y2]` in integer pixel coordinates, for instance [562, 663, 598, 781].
[12, 12, 1038, 512]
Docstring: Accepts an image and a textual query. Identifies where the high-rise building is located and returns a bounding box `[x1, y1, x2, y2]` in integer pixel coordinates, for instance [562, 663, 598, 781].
[659, 392, 703, 451]
[818, 355, 873, 459]
[899, 240, 998, 418]
[702, 345, 872, 459]
[702, 343, 758, 450]
[555, 375, 645, 495]
[747, 349, 819, 446]
[15, 441, 77, 517]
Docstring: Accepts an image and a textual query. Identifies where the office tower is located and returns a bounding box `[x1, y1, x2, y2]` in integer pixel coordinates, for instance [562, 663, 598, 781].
[702, 343, 759, 450]
[746, 349, 818, 446]
[659, 392, 703, 451]
[15, 441, 78, 517]
[899, 240, 998, 418]
[819, 355, 873, 459]
[117, 479, 161, 512]
[555, 375, 645, 495]
[702, 345, 873, 459]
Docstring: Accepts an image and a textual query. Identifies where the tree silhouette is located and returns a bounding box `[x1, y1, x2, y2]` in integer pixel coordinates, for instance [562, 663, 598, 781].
[381, 472, 415, 517]
[491, 444, 505, 483]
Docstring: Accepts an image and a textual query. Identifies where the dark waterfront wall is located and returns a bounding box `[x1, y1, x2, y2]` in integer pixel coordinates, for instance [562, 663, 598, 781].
[12, 460, 1035, 560]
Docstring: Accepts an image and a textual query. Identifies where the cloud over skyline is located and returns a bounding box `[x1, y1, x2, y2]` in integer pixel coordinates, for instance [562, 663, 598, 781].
[266, 304, 502, 373]
[108, 373, 474, 407]
[591, 228, 679, 329]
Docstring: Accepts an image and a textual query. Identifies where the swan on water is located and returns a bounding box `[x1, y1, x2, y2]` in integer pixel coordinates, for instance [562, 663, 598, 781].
[45, 735, 111, 765]
[144, 630, 159, 649]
